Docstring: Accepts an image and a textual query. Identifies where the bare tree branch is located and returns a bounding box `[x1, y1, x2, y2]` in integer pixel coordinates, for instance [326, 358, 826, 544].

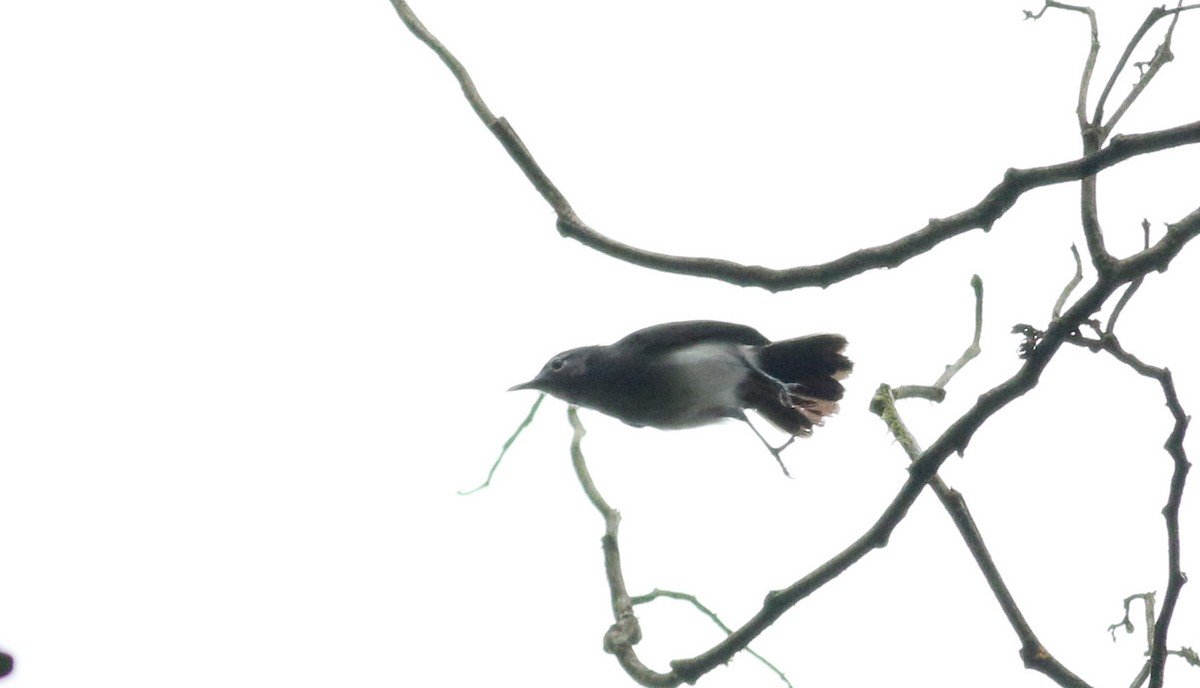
[670, 205, 1200, 681]
[402, 3, 1200, 684]
[1023, 2, 1100, 131]
[1100, 9, 1180, 141]
[1065, 2, 1194, 273]
[1095, 3, 1198, 138]
[877, 279, 1091, 687]
[1088, 339, 1190, 688]
[566, 408, 674, 687]
[387, 0, 494, 124]
[388, 0, 1200, 291]
[871, 384, 1093, 688]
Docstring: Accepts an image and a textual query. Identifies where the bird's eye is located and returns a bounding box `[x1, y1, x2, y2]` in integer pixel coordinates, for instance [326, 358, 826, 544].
[549, 358, 565, 371]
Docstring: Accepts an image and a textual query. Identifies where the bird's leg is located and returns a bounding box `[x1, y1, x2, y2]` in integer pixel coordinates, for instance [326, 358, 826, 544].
[740, 415, 795, 478]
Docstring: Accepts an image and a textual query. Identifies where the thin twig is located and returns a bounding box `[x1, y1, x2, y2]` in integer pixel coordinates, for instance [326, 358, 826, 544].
[1129, 660, 1152, 688]
[931, 275, 984, 389]
[1104, 590, 1152, 686]
[891, 385, 946, 402]
[458, 393, 544, 495]
[892, 275, 981, 400]
[1023, 2, 1099, 131]
[1099, 3, 1197, 139]
[630, 589, 793, 688]
[1108, 592, 1156, 643]
[1023, 0, 1094, 22]
[1170, 646, 1200, 666]
[566, 408, 676, 687]
[387, 0, 494, 124]
[1053, 244, 1084, 318]
[1105, 220, 1151, 334]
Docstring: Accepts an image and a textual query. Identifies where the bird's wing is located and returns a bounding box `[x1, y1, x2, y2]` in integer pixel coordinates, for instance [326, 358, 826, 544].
[613, 320, 769, 354]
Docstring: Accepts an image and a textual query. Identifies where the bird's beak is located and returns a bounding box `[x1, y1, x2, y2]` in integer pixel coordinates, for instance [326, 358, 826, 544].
[508, 379, 539, 392]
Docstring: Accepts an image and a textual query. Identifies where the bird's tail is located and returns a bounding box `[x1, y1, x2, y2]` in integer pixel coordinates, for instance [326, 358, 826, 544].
[747, 335, 853, 436]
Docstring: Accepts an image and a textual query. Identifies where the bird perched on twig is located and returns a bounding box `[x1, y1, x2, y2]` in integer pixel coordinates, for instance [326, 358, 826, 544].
[510, 320, 852, 475]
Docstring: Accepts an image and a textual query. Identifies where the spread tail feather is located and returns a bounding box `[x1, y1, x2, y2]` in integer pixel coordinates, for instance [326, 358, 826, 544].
[744, 335, 853, 436]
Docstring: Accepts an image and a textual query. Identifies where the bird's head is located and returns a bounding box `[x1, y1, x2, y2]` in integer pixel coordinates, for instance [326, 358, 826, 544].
[508, 346, 596, 403]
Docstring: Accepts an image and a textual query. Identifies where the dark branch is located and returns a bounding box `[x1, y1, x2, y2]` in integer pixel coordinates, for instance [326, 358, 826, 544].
[678, 203, 1198, 681]
[1095, 3, 1198, 137]
[560, 194, 1200, 687]
[396, 2, 1200, 683]
[878, 284, 1090, 687]
[389, 0, 1200, 291]
[871, 385, 1093, 688]
[549, 122, 1200, 291]
[1088, 339, 1191, 688]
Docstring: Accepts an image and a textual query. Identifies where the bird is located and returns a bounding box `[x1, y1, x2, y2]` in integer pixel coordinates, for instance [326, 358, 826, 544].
[509, 320, 852, 475]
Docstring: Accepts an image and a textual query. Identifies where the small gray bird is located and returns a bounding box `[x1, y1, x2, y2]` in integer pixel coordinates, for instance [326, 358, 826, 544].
[510, 320, 852, 474]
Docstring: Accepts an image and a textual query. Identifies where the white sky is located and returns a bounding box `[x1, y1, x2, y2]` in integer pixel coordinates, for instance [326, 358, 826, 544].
[1, 1, 1197, 687]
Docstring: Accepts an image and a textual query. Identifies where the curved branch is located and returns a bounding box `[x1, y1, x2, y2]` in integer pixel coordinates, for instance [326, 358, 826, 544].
[1022, 1, 1099, 131]
[931, 275, 984, 389]
[388, 0, 1200, 291]
[554, 123, 1200, 294]
[1090, 340, 1191, 688]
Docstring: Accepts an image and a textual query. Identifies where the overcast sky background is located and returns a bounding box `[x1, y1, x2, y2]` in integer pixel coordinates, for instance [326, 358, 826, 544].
[1, 1, 1198, 687]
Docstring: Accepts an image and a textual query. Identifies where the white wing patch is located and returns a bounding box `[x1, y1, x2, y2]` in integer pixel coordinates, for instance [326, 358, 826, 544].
[663, 342, 753, 414]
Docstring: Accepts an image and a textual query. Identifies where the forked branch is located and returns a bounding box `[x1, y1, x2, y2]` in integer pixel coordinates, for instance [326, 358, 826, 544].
[876, 278, 1090, 688]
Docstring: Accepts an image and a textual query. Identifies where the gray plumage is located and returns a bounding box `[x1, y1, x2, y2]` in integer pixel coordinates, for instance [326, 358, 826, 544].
[510, 320, 852, 439]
